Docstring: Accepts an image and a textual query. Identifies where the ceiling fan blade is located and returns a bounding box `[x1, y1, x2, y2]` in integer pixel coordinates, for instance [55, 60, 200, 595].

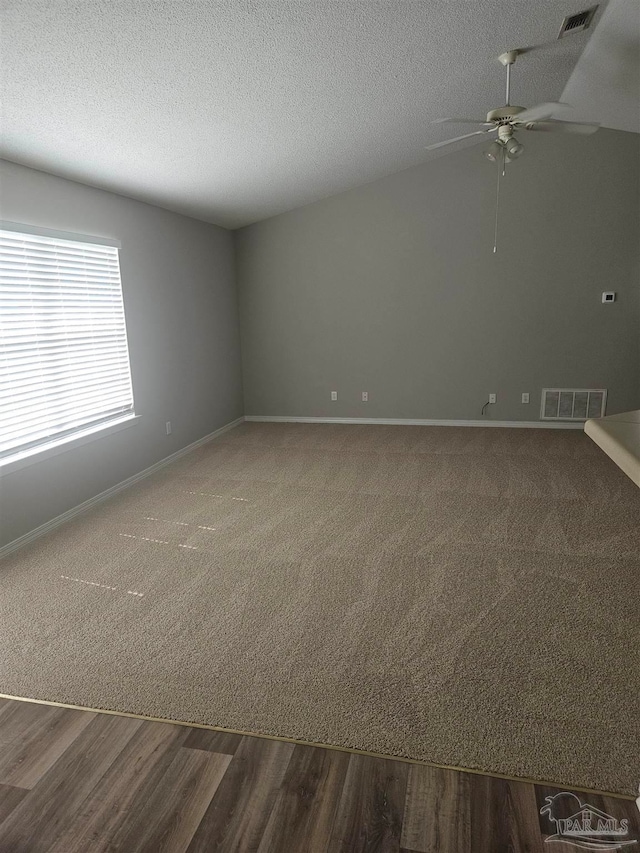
[520, 119, 600, 135]
[433, 118, 493, 126]
[425, 128, 495, 151]
[513, 101, 571, 124]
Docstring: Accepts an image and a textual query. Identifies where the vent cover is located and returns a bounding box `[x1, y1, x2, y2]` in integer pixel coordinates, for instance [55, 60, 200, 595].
[558, 6, 598, 38]
[541, 388, 607, 421]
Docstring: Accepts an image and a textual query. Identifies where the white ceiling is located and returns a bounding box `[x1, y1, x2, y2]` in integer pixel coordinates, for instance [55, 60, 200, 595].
[561, 0, 640, 134]
[2, 0, 633, 229]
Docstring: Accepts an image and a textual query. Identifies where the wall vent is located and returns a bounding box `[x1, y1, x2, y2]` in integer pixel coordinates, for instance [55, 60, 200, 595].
[541, 388, 607, 421]
[558, 6, 598, 38]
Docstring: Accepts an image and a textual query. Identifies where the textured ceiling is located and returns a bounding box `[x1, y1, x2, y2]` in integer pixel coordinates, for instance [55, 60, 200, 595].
[0, 1, 621, 228]
[561, 0, 640, 134]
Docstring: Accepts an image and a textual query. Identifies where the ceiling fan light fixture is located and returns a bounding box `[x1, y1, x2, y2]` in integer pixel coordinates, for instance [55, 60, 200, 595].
[506, 136, 524, 158]
[484, 140, 503, 162]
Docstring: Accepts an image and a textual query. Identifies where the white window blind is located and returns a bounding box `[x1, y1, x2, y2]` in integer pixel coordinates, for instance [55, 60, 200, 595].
[0, 225, 134, 461]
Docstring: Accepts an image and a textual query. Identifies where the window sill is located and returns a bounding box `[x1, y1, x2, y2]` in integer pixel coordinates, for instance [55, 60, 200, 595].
[0, 414, 141, 477]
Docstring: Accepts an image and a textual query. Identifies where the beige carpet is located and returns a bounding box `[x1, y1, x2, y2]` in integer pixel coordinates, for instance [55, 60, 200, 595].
[1, 422, 639, 795]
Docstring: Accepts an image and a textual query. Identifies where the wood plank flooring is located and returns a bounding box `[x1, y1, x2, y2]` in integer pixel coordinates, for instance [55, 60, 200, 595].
[0, 698, 637, 853]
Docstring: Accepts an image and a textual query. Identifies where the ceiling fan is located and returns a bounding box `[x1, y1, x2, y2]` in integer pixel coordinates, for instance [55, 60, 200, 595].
[427, 48, 601, 252]
[427, 49, 600, 163]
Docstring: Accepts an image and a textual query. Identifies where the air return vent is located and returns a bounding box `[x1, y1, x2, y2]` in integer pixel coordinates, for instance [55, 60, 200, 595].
[541, 388, 607, 421]
[558, 6, 598, 38]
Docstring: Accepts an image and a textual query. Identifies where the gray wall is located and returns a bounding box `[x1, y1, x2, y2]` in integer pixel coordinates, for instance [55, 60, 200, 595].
[236, 128, 640, 421]
[0, 160, 243, 547]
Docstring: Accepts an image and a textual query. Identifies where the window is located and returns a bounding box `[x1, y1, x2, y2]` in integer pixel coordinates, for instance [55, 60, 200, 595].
[0, 223, 135, 464]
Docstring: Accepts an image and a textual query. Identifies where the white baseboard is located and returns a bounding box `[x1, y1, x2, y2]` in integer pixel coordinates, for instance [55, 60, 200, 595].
[0, 416, 244, 561]
[245, 415, 584, 429]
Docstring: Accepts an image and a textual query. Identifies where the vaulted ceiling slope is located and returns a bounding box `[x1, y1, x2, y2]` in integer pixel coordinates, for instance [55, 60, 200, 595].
[1, 0, 634, 229]
[561, 0, 640, 134]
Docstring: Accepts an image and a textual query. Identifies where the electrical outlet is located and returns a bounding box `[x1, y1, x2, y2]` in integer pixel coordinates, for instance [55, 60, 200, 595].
[165, 421, 172, 435]
[331, 391, 338, 401]
[488, 394, 497, 404]
[362, 391, 368, 402]
[521, 392, 530, 404]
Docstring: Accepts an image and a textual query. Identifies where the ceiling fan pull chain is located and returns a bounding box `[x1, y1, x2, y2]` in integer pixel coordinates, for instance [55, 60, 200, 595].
[493, 150, 502, 254]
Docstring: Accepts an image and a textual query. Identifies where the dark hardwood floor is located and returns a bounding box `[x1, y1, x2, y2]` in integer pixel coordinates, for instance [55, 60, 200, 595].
[0, 697, 637, 852]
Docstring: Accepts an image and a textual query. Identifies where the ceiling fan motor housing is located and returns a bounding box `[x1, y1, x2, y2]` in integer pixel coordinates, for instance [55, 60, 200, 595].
[486, 106, 525, 123]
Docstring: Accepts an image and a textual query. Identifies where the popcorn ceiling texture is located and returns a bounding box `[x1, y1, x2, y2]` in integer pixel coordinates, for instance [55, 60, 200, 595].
[1, 422, 638, 795]
[0, 0, 605, 227]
